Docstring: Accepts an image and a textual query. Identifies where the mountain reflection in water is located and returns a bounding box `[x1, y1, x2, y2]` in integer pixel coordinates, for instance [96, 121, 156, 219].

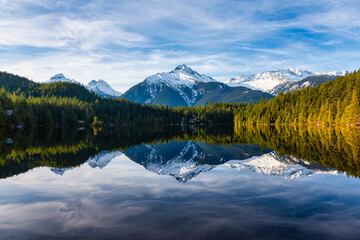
[0, 125, 360, 240]
[0, 125, 358, 180]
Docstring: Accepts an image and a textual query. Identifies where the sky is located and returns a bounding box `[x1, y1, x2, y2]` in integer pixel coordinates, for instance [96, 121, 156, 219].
[0, 0, 360, 92]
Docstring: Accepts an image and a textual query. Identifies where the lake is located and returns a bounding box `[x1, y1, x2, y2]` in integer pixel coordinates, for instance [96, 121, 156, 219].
[0, 125, 360, 240]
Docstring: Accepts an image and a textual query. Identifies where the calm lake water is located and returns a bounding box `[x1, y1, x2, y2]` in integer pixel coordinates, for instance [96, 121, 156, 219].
[1, 125, 360, 240]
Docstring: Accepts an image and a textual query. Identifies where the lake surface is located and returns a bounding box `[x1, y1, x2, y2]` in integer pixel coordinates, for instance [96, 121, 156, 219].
[1, 125, 360, 240]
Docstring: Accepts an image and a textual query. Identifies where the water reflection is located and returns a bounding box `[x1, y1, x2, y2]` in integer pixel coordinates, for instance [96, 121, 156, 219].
[1, 125, 359, 180]
[1, 126, 360, 239]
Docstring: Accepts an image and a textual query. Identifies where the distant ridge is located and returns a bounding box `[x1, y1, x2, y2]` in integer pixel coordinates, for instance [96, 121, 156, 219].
[226, 68, 345, 94]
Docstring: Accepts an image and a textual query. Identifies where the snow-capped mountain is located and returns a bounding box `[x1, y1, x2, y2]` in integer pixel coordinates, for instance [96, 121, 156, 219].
[47, 73, 79, 84]
[122, 64, 273, 107]
[85, 80, 122, 98]
[46, 73, 122, 98]
[226, 68, 345, 93]
[145, 64, 217, 87]
[225, 152, 339, 179]
[122, 64, 217, 107]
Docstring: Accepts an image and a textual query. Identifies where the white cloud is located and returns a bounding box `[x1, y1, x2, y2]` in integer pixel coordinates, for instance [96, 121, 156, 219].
[0, 0, 360, 92]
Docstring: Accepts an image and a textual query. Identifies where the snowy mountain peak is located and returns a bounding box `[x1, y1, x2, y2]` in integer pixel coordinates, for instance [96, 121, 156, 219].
[53, 73, 66, 79]
[98, 79, 108, 84]
[87, 79, 111, 88]
[145, 64, 216, 85]
[174, 64, 195, 73]
[87, 80, 98, 86]
[85, 79, 122, 97]
[138, 65, 217, 106]
[48, 73, 79, 84]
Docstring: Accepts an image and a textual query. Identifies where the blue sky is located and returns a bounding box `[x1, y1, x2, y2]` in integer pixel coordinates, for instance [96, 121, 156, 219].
[0, 0, 360, 92]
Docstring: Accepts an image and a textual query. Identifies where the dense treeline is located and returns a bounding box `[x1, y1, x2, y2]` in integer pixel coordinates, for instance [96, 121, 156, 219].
[0, 71, 241, 127]
[235, 70, 360, 125]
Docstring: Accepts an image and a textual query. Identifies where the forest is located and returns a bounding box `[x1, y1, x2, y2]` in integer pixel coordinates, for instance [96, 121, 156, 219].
[0, 69, 360, 128]
[234, 69, 360, 126]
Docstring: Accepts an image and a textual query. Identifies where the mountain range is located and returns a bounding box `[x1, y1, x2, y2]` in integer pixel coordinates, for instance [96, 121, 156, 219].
[46, 65, 345, 107]
[226, 68, 345, 93]
[121, 64, 273, 107]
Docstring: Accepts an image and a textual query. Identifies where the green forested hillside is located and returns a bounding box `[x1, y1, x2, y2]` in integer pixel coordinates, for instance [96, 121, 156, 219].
[0, 72, 240, 127]
[0, 71, 98, 102]
[235, 70, 360, 125]
[0, 71, 177, 127]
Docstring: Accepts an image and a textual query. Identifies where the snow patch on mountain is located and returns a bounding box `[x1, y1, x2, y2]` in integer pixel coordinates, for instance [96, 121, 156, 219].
[225, 152, 339, 179]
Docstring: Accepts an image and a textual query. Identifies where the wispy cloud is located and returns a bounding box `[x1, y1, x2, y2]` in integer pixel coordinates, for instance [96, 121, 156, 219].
[0, 0, 360, 92]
